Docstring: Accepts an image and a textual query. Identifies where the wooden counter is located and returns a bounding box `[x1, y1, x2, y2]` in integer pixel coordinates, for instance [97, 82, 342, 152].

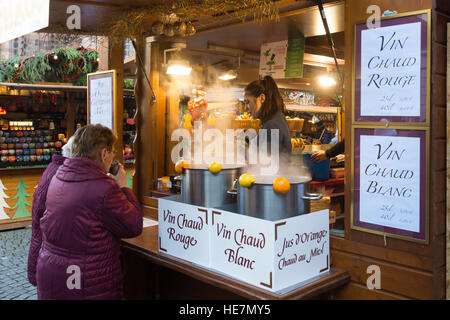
[120, 226, 350, 300]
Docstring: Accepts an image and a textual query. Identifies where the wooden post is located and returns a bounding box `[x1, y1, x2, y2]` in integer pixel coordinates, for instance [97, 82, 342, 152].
[134, 36, 154, 200]
[166, 92, 180, 176]
[97, 36, 109, 72]
[108, 38, 124, 164]
[65, 92, 76, 138]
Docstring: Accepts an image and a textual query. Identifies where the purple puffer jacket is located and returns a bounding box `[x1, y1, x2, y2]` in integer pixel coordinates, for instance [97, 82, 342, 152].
[36, 157, 143, 300]
[28, 154, 66, 286]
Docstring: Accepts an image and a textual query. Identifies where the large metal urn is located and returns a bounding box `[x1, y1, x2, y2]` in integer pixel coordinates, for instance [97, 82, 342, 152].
[229, 175, 322, 221]
[179, 164, 241, 207]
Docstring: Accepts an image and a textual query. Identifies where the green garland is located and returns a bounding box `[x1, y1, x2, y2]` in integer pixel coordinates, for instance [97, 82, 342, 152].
[0, 46, 99, 86]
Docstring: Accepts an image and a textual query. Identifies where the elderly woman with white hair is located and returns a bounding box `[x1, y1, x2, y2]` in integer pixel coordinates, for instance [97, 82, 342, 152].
[27, 136, 74, 286]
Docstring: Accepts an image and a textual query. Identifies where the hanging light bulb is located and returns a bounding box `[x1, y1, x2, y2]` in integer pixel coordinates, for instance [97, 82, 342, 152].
[318, 75, 336, 87]
[53, 55, 58, 60]
[166, 59, 192, 76]
[218, 70, 237, 81]
[14, 63, 19, 68]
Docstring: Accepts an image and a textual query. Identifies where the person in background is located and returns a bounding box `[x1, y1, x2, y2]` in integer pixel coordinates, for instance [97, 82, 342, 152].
[244, 75, 292, 158]
[36, 124, 143, 300]
[314, 120, 333, 145]
[27, 136, 74, 287]
[311, 139, 345, 163]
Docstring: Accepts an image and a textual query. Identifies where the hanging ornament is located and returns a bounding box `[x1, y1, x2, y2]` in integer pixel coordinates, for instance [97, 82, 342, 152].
[151, 21, 165, 35]
[185, 22, 196, 36]
[174, 21, 187, 36]
[164, 24, 175, 37]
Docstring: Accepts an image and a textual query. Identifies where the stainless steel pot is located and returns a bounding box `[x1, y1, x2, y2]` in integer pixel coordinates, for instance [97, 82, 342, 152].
[179, 165, 241, 207]
[229, 175, 322, 221]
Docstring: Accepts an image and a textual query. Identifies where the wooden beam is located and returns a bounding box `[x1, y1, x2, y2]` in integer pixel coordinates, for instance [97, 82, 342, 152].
[53, 0, 133, 9]
[151, 43, 166, 189]
[108, 39, 124, 164]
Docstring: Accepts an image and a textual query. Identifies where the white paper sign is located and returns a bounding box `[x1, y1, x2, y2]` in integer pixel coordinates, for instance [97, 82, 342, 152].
[359, 135, 421, 232]
[210, 209, 329, 292]
[0, 0, 49, 44]
[273, 211, 330, 291]
[210, 210, 274, 291]
[88, 74, 114, 130]
[158, 198, 210, 267]
[259, 41, 288, 79]
[360, 22, 421, 116]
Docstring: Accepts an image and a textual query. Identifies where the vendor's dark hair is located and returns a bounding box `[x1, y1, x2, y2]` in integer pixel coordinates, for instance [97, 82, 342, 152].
[245, 75, 285, 123]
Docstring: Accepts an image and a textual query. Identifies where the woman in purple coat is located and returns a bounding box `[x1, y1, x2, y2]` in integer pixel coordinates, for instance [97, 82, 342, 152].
[28, 136, 74, 286]
[35, 124, 143, 300]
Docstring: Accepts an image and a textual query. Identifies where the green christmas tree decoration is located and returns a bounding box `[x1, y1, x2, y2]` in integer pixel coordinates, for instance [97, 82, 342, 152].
[0, 178, 11, 220]
[126, 171, 133, 189]
[11, 178, 31, 219]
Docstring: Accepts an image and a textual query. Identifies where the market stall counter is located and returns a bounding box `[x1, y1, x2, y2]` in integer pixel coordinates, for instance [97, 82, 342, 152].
[120, 225, 350, 300]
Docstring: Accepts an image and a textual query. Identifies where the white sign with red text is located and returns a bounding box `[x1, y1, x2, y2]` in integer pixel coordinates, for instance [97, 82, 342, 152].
[209, 210, 274, 290]
[158, 197, 210, 268]
[272, 210, 330, 291]
[210, 209, 330, 292]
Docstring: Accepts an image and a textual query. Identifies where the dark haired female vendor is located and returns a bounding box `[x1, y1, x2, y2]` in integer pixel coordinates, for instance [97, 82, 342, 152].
[244, 75, 292, 160]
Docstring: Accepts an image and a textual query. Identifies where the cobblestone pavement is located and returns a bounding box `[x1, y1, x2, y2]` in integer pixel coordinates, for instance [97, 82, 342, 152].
[0, 227, 37, 300]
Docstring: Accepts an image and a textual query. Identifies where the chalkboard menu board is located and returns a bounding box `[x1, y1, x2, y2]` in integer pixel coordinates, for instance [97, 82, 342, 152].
[353, 11, 430, 124]
[87, 70, 116, 131]
[352, 127, 428, 243]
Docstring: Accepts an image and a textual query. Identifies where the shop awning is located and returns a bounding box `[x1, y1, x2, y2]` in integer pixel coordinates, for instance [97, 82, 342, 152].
[45, 0, 343, 38]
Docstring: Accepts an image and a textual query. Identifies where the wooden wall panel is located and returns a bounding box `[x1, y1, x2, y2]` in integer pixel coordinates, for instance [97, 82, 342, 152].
[142, 204, 158, 220]
[447, 16, 450, 302]
[332, 282, 409, 300]
[331, 250, 434, 299]
[430, 8, 450, 300]
[340, 0, 447, 299]
[330, 236, 434, 271]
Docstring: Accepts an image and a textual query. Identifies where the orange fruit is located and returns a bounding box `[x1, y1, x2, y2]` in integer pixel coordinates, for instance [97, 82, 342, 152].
[175, 159, 189, 174]
[273, 177, 290, 194]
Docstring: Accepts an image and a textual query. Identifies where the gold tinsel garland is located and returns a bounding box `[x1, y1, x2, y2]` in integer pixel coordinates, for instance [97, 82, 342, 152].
[45, 0, 279, 43]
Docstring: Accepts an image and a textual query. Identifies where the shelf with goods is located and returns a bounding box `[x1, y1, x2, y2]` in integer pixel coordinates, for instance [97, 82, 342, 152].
[285, 104, 339, 114]
[0, 84, 75, 229]
[0, 83, 137, 229]
[0, 91, 69, 169]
